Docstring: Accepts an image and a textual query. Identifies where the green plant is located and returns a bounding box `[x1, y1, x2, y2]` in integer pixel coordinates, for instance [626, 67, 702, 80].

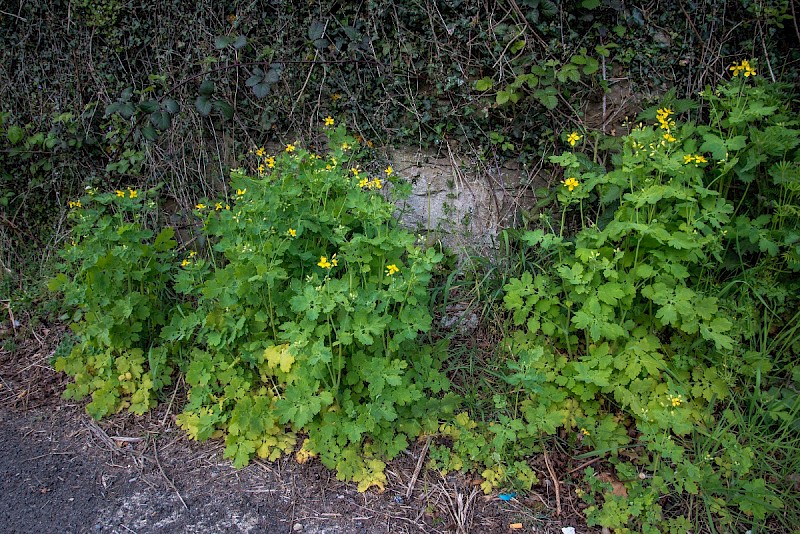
[48, 187, 179, 418]
[438, 69, 799, 530]
[51, 123, 456, 491]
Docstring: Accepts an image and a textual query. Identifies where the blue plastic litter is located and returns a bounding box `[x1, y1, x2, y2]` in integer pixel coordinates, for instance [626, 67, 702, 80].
[498, 492, 517, 501]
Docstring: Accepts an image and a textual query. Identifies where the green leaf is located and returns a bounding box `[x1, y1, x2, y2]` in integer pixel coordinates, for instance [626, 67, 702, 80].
[264, 344, 294, 373]
[252, 83, 271, 99]
[475, 77, 493, 91]
[141, 124, 158, 141]
[597, 282, 626, 305]
[232, 35, 248, 49]
[139, 99, 159, 113]
[7, 125, 25, 144]
[213, 100, 234, 120]
[195, 96, 212, 116]
[198, 79, 215, 97]
[308, 20, 326, 41]
[163, 99, 180, 114]
[150, 111, 171, 131]
[496, 90, 511, 105]
[214, 36, 234, 49]
[534, 88, 558, 110]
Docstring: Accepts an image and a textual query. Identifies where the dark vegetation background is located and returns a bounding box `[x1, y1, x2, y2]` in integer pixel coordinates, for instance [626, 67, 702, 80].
[2, 0, 799, 293]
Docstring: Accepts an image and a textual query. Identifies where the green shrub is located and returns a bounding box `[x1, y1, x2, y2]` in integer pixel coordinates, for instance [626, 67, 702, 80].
[51, 123, 454, 491]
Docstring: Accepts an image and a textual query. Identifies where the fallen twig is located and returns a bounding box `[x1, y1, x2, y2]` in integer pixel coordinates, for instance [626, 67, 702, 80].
[542, 445, 561, 517]
[152, 438, 188, 510]
[406, 436, 431, 500]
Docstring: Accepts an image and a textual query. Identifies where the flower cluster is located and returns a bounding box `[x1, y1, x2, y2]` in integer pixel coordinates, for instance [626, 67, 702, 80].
[729, 59, 756, 78]
[68, 200, 82, 209]
[181, 250, 197, 267]
[116, 189, 138, 199]
[683, 154, 708, 165]
[656, 107, 677, 142]
[359, 177, 383, 190]
[385, 264, 400, 276]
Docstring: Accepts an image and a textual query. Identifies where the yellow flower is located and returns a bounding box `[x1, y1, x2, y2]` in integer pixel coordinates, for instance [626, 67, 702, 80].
[351, 167, 360, 175]
[669, 394, 683, 407]
[236, 188, 246, 196]
[386, 264, 400, 276]
[372, 178, 383, 189]
[562, 177, 580, 192]
[384, 166, 393, 176]
[287, 228, 297, 237]
[227, 14, 236, 24]
[330, 253, 338, 267]
[694, 154, 707, 164]
[331, 93, 341, 101]
[358, 177, 370, 188]
[128, 189, 138, 198]
[116, 190, 125, 198]
[285, 144, 295, 153]
[215, 202, 223, 210]
[341, 142, 350, 151]
[663, 132, 677, 143]
[566, 132, 582, 147]
[258, 164, 266, 174]
[255, 147, 266, 157]
[195, 203, 206, 209]
[324, 116, 335, 126]
[683, 154, 695, 164]
[318, 256, 332, 269]
[68, 200, 82, 208]
[189, 251, 197, 257]
[730, 59, 756, 78]
[580, 428, 590, 436]
[656, 107, 675, 131]
[181, 259, 191, 267]
[266, 156, 275, 168]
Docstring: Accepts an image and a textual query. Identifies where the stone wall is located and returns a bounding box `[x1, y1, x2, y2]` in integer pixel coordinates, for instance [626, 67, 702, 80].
[388, 144, 544, 254]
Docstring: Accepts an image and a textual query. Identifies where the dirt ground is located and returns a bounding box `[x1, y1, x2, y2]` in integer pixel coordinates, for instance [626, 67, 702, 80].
[0, 321, 586, 534]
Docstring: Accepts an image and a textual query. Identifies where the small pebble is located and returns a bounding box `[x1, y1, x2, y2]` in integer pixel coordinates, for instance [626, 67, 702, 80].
[293, 523, 303, 532]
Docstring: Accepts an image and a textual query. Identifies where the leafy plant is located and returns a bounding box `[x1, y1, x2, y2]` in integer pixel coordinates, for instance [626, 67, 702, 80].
[437, 69, 799, 531]
[49, 187, 179, 418]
